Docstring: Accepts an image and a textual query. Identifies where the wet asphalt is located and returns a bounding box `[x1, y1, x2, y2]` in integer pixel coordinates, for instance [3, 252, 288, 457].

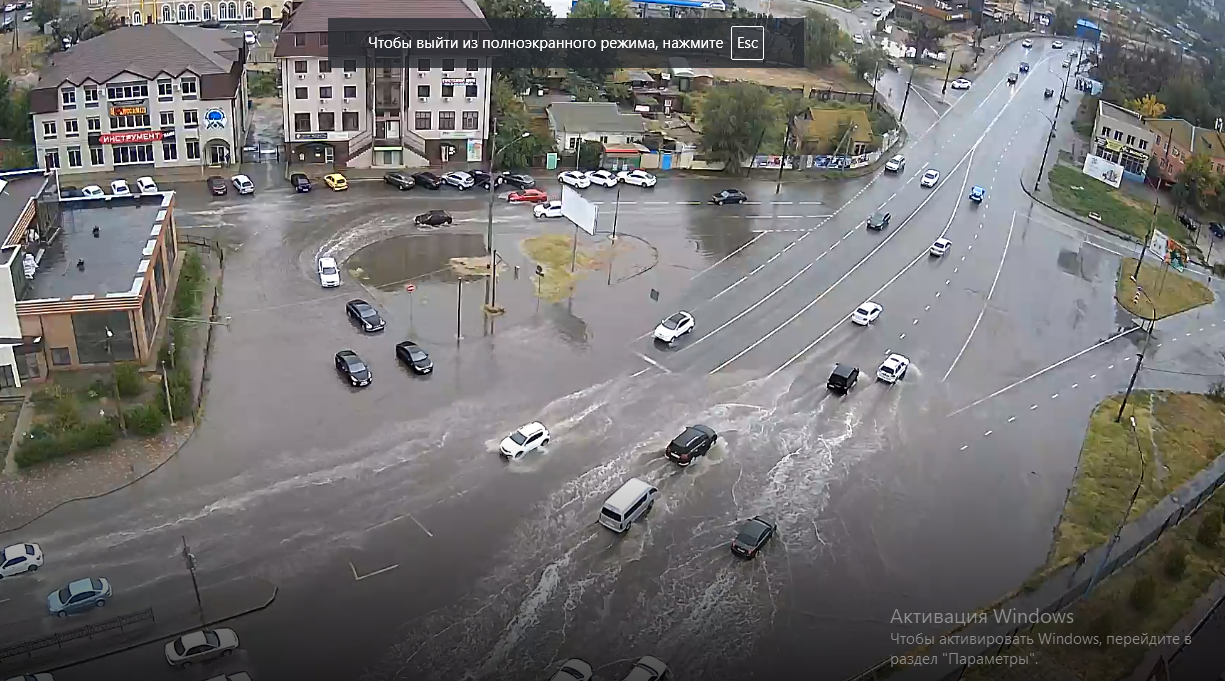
[2, 37, 1224, 681]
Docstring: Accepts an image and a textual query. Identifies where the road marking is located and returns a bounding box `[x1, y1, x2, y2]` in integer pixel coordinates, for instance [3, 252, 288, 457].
[1090, 374, 1096, 379]
[631, 367, 650, 378]
[773, 201, 794, 205]
[984, 430, 993, 437]
[1051, 393, 1059, 399]
[768, 253, 782, 263]
[690, 232, 767, 281]
[1030, 404, 1038, 410]
[948, 327, 1141, 417]
[634, 352, 671, 373]
[0, 598, 9, 605]
[961, 445, 969, 451]
[1072, 383, 1078, 388]
[783, 243, 795, 252]
[351, 563, 400, 581]
[943, 210, 1015, 382]
[1007, 416, 1016, 423]
[912, 318, 919, 325]
[798, 201, 823, 205]
[844, 229, 855, 239]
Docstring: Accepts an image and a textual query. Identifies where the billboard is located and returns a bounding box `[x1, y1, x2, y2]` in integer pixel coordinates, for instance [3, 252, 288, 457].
[1083, 153, 1123, 188]
[561, 186, 597, 236]
[1146, 229, 1168, 264]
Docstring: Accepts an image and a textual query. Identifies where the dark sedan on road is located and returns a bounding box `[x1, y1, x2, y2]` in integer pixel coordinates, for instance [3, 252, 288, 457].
[471, 170, 502, 189]
[206, 176, 228, 196]
[665, 424, 717, 466]
[414, 210, 453, 227]
[290, 173, 312, 192]
[335, 350, 371, 387]
[384, 172, 415, 190]
[731, 517, 776, 559]
[412, 172, 444, 189]
[395, 341, 433, 374]
[867, 211, 891, 230]
[499, 172, 536, 189]
[345, 299, 385, 332]
[711, 189, 747, 205]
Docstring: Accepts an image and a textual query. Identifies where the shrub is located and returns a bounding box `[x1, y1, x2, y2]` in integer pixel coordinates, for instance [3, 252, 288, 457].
[114, 364, 144, 398]
[124, 404, 166, 436]
[1209, 380, 1225, 404]
[1129, 575, 1157, 613]
[49, 394, 83, 433]
[31, 384, 67, 413]
[14, 420, 120, 468]
[85, 378, 110, 400]
[1163, 546, 1187, 580]
[1197, 511, 1222, 547]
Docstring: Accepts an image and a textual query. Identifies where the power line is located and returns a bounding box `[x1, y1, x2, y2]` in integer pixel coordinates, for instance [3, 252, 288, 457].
[1142, 367, 1225, 378]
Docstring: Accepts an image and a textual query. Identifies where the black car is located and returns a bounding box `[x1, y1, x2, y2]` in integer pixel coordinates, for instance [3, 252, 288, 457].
[335, 350, 372, 387]
[470, 170, 502, 190]
[711, 189, 747, 205]
[412, 172, 444, 189]
[60, 186, 83, 198]
[867, 212, 891, 230]
[499, 172, 536, 189]
[731, 516, 776, 559]
[1178, 214, 1198, 231]
[1007, 72, 1018, 84]
[415, 210, 453, 227]
[395, 341, 433, 374]
[384, 172, 415, 190]
[290, 173, 312, 192]
[345, 299, 386, 332]
[1019, 61, 1030, 72]
[827, 363, 860, 393]
[1212, 222, 1225, 238]
[665, 424, 718, 466]
[206, 176, 228, 196]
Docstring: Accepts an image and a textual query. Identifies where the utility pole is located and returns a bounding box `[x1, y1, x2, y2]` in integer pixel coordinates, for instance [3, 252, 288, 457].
[898, 60, 917, 121]
[1134, 197, 1159, 279]
[1116, 286, 1155, 422]
[161, 361, 173, 422]
[775, 118, 792, 194]
[455, 278, 463, 342]
[869, 57, 882, 106]
[610, 182, 621, 239]
[484, 126, 531, 311]
[1034, 65, 1069, 191]
[181, 536, 204, 623]
[941, 46, 957, 96]
[1087, 416, 1146, 594]
[104, 327, 126, 434]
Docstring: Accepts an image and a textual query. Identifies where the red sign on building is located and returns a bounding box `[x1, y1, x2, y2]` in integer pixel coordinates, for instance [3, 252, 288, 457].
[98, 131, 164, 145]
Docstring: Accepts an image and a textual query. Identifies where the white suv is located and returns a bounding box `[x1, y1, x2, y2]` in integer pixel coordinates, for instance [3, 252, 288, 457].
[877, 354, 911, 384]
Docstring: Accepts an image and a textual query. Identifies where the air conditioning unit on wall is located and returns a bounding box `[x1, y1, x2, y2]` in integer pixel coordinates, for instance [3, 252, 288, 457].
[297, 74, 305, 80]
[344, 72, 353, 78]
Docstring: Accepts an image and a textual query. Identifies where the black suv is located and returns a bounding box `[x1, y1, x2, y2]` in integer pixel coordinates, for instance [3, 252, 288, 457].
[471, 170, 502, 190]
[867, 212, 891, 230]
[1211, 222, 1225, 238]
[412, 172, 443, 189]
[665, 424, 718, 466]
[827, 364, 860, 393]
[384, 172, 415, 190]
[290, 173, 312, 192]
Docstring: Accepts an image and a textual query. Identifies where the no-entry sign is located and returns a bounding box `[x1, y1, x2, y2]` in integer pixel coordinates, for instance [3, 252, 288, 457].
[405, 283, 416, 293]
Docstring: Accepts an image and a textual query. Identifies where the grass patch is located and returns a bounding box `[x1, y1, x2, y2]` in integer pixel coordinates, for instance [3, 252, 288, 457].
[521, 233, 607, 302]
[246, 70, 278, 98]
[1117, 258, 1214, 320]
[822, 0, 863, 8]
[1047, 165, 1198, 251]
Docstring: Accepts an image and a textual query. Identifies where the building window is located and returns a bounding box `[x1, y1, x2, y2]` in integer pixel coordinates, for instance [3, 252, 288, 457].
[61, 88, 76, 107]
[319, 112, 335, 131]
[184, 109, 198, 127]
[294, 33, 305, 46]
[294, 60, 307, 73]
[1113, 130, 1122, 141]
[113, 143, 155, 164]
[67, 147, 82, 167]
[180, 78, 198, 98]
[42, 121, 57, 138]
[320, 32, 328, 45]
[73, 311, 136, 364]
[599, 135, 608, 143]
[90, 147, 105, 165]
[1138, 139, 1148, 150]
[343, 59, 357, 72]
[160, 111, 175, 126]
[163, 141, 178, 160]
[87, 117, 100, 131]
[414, 111, 431, 130]
[1126, 134, 1136, 146]
[568, 137, 578, 149]
[44, 150, 60, 168]
[188, 2, 197, 20]
[320, 59, 331, 72]
[186, 140, 200, 159]
[51, 348, 72, 366]
[462, 111, 479, 130]
[320, 86, 332, 99]
[244, 0, 254, 18]
[417, 84, 429, 98]
[202, 2, 211, 19]
[442, 58, 454, 71]
[64, 119, 79, 137]
[465, 84, 478, 98]
[110, 113, 151, 130]
[84, 87, 99, 106]
[343, 85, 356, 98]
[0, 366, 14, 389]
[158, 79, 173, 98]
[417, 59, 430, 71]
[162, 4, 172, 21]
[342, 112, 358, 131]
[106, 83, 148, 100]
[294, 113, 311, 132]
[438, 111, 455, 130]
[295, 87, 308, 99]
[442, 84, 454, 97]
[1101, 126, 1111, 137]
[466, 58, 479, 71]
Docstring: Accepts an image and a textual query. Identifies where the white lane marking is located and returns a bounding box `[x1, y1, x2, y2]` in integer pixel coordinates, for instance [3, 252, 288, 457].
[798, 201, 823, 205]
[644, 201, 670, 205]
[1007, 416, 1016, 423]
[783, 243, 795, 253]
[690, 232, 766, 280]
[749, 264, 765, 275]
[768, 253, 782, 263]
[1051, 393, 1059, 399]
[942, 210, 1016, 382]
[1072, 383, 1078, 388]
[773, 201, 794, 205]
[352, 563, 401, 581]
[1030, 404, 1038, 410]
[1090, 374, 1096, 379]
[631, 367, 650, 378]
[948, 327, 1141, 417]
[711, 275, 750, 301]
[634, 352, 671, 374]
[960, 445, 969, 451]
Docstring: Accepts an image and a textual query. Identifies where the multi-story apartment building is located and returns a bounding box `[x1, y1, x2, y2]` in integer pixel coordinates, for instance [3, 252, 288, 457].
[84, 0, 285, 26]
[1090, 100, 1157, 181]
[1147, 118, 1225, 185]
[29, 24, 249, 179]
[274, 0, 492, 169]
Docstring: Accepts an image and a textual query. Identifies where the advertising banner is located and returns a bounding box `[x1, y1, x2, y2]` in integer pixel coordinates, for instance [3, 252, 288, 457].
[1147, 229, 1169, 264]
[1082, 153, 1124, 188]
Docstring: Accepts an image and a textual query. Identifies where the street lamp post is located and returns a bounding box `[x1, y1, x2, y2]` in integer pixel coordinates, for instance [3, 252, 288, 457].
[898, 58, 917, 122]
[104, 327, 126, 434]
[1086, 415, 1146, 594]
[1117, 282, 1156, 422]
[1034, 61, 1072, 191]
[484, 124, 533, 312]
[941, 46, 958, 96]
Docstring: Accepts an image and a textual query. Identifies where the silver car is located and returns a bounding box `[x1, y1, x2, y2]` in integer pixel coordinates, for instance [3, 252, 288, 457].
[164, 628, 239, 667]
[622, 656, 668, 681]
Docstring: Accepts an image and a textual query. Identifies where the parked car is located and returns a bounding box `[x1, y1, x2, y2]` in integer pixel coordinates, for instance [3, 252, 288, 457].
[1211, 222, 1225, 238]
[621, 656, 669, 681]
[109, 179, 131, 196]
[1178, 214, 1198, 231]
[617, 169, 657, 187]
[731, 517, 776, 559]
[384, 172, 415, 190]
[81, 185, 106, 198]
[585, 169, 619, 187]
[710, 189, 747, 205]
[395, 341, 433, 374]
[558, 170, 590, 189]
[443, 171, 475, 189]
[499, 172, 536, 189]
[470, 170, 502, 189]
[0, 542, 43, 578]
[335, 350, 371, 386]
[231, 174, 255, 194]
[164, 628, 239, 667]
[413, 171, 444, 189]
[60, 186, 83, 198]
[345, 299, 385, 332]
[548, 659, 592, 681]
[206, 176, 227, 195]
[665, 424, 717, 466]
[534, 201, 563, 218]
[414, 210, 453, 227]
[135, 176, 158, 194]
[508, 188, 548, 203]
[1052, 40, 1064, 49]
[323, 173, 348, 191]
[47, 577, 111, 617]
[290, 173, 312, 192]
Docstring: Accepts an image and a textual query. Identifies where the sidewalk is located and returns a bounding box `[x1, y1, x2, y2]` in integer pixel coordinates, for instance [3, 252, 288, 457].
[0, 576, 277, 676]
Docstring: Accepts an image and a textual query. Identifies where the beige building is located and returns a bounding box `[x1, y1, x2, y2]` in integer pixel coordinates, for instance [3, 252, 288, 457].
[1091, 100, 1157, 178]
[84, 0, 287, 25]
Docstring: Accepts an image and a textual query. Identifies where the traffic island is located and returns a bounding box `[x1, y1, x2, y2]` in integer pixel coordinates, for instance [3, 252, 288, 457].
[521, 233, 630, 303]
[1116, 258, 1214, 320]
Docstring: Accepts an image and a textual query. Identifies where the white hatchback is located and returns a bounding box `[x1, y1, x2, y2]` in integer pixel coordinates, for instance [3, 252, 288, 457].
[850, 301, 882, 326]
[136, 176, 158, 194]
[231, 175, 255, 194]
[534, 200, 563, 218]
[81, 185, 105, 198]
[950, 78, 972, 90]
[558, 171, 591, 189]
[920, 169, 940, 187]
[617, 169, 657, 187]
[0, 542, 43, 578]
[500, 422, 550, 458]
[654, 310, 695, 345]
[109, 179, 131, 196]
[317, 256, 341, 287]
[443, 171, 474, 189]
[586, 169, 619, 187]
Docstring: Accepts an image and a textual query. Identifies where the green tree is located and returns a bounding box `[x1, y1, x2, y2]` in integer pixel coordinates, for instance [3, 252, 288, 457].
[698, 82, 782, 172]
[475, 0, 553, 86]
[32, 0, 58, 29]
[0, 74, 34, 170]
[1174, 153, 1219, 212]
[490, 77, 555, 170]
[905, 20, 947, 58]
[1053, 3, 1078, 35]
[852, 47, 889, 81]
[804, 11, 845, 68]
[570, 0, 633, 18]
[478, 0, 553, 19]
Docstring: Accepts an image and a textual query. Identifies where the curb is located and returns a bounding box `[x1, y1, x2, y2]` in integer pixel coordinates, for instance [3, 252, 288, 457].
[1018, 164, 1147, 248]
[43, 585, 279, 673]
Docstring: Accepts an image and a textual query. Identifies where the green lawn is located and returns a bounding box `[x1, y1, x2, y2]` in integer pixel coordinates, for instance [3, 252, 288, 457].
[1117, 258, 1214, 320]
[1047, 165, 1198, 254]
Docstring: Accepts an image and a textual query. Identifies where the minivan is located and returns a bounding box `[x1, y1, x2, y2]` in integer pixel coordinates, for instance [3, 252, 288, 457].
[599, 478, 658, 533]
[827, 363, 860, 393]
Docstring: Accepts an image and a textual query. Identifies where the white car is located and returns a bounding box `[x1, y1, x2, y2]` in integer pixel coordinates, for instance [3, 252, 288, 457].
[499, 422, 550, 459]
[586, 169, 619, 187]
[0, 542, 43, 578]
[81, 185, 105, 198]
[622, 656, 668, 681]
[231, 174, 255, 194]
[135, 176, 158, 194]
[884, 155, 905, 172]
[877, 353, 911, 384]
[549, 659, 593, 681]
[617, 169, 657, 187]
[558, 170, 591, 189]
[109, 179, 131, 196]
[654, 310, 695, 345]
[1052, 40, 1064, 49]
[929, 238, 951, 257]
[871, 6, 882, 15]
[950, 78, 972, 90]
[443, 171, 475, 189]
[244, 30, 256, 44]
[317, 256, 341, 287]
[3, 4, 14, 11]
[1021, 38, 1033, 48]
[22, 11, 31, 20]
[853, 34, 864, 45]
[534, 200, 563, 218]
[164, 628, 239, 667]
[850, 301, 882, 326]
[920, 169, 940, 187]
[1062, 58, 1071, 67]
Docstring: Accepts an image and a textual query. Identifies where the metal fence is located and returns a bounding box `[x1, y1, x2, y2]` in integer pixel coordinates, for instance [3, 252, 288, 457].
[0, 608, 154, 664]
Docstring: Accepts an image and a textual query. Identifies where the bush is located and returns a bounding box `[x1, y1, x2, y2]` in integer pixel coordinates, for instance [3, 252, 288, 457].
[1209, 380, 1225, 404]
[1129, 575, 1157, 613]
[14, 420, 121, 468]
[31, 384, 68, 413]
[114, 363, 144, 398]
[1197, 511, 1222, 547]
[124, 403, 166, 436]
[1163, 546, 1187, 580]
[85, 378, 110, 400]
[49, 394, 82, 433]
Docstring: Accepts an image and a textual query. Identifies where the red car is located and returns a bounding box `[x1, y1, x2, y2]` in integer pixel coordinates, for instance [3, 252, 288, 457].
[508, 189, 548, 203]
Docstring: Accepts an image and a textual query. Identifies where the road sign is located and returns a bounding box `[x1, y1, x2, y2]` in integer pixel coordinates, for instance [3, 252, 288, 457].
[405, 283, 416, 293]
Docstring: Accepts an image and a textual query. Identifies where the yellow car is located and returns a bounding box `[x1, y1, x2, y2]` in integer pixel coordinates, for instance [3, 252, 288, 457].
[323, 173, 348, 191]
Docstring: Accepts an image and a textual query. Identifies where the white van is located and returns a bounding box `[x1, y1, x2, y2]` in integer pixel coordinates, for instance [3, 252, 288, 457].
[599, 478, 658, 533]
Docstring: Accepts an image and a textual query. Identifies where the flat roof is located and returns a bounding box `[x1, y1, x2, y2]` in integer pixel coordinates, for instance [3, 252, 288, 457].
[0, 170, 51, 234]
[27, 196, 170, 301]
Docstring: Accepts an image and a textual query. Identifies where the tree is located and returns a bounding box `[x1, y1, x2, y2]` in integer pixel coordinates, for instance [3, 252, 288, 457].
[852, 47, 889, 82]
[1125, 94, 1167, 118]
[570, 0, 632, 18]
[1159, 74, 1219, 127]
[32, 0, 58, 30]
[478, 0, 552, 19]
[0, 74, 34, 170]
[475, 0, 553, 89]
[489, 75, 554, 170]
[698, 82, 782, 172]
[804, 11, 845, 69]
[1173, 153, 1220, 212]
[904, 20, 947, 58]
[1053, 3, 1078, 35]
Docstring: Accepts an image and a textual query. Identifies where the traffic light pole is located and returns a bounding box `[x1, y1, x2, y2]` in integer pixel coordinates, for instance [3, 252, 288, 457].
[182, 536, 204, 624]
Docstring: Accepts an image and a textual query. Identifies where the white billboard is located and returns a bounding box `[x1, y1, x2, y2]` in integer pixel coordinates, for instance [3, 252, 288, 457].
[561, 186, 597, 236]
[1147, 228, 1169, 264]
[1083, 153, 1124, 188]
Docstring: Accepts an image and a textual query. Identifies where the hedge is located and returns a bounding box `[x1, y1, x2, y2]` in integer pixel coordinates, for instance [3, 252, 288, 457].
[124, 404, 166, 436]
[15, 420, 121, 468]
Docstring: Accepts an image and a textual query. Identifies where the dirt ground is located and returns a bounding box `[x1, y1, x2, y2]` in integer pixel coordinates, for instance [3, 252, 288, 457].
[520, 233, 630, 302]
[709, 63, 869, 93]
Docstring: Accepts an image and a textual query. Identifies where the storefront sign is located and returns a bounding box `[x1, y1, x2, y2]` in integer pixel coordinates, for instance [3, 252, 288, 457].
[99, 131, 163, 144]
[109, 105, 147, 116]
[1096, 136, 1125, 152]
[440, 131, 471, 139]
[205, 108, 227, 129]
[296, 133, 331, 141]
[441, 77, 477, 87]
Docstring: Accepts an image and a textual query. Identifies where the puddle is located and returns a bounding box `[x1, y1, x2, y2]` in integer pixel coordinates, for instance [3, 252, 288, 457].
[345, 233, 486, 290]
[1056, 246, 1104, 282]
